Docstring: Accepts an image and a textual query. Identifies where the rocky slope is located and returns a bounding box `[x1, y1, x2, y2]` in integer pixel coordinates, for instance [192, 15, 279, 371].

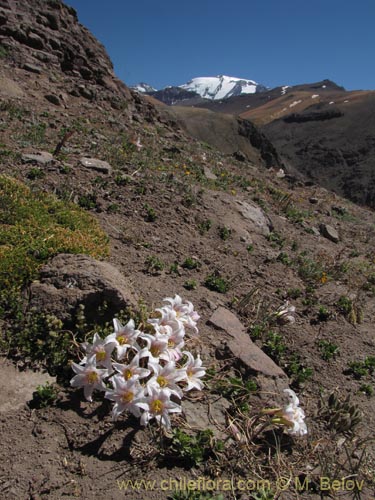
[0, 2, 375, 499]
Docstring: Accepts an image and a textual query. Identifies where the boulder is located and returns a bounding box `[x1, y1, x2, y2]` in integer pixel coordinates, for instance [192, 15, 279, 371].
[80, 157, 112, 174]
[28, 254, 137, 326]
[235, 199, 273, 236]
[319, 223, 340, 243]
[22, 151, 53, 165]
[208, 307, 287, 379]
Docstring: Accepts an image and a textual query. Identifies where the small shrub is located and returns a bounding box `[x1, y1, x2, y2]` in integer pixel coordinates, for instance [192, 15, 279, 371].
[218, 226, 231, 240]
[197, 219, 212, 234]
[318, 340, 339, 360]
[184, 279, 197, 290]
[182, 257, 201, 270]
[27, 167, 45, 180]
[204, 272, 230, 293]
[31, 382, 59, 408]
[145, 256, 164, 274]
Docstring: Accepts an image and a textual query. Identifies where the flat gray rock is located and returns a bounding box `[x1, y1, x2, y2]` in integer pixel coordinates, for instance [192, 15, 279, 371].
[80, 157, 112, 174]
[208, 307, 287, 379]
[235, 199, 273, 236]
[319, 223, 340, 243]
[22, 151, 53, 165]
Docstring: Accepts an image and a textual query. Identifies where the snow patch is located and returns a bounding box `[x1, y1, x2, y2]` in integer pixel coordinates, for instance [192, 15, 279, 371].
[311, 94, 319, 99]
[289, 100, 302, 108]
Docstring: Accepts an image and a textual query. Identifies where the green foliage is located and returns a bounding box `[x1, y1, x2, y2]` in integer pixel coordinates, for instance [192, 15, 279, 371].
[266, 231, 285, 249]
[204, 272, 230, 293]
[0, 175, 109, 291]
[317, 306, 330, 322]
[183, 279, 197, 290]
[286, 355, 313, 386]
[27, 167, 45, 180]
[145, 255, 164, 274]
[0, 44, 8, 59]
[169, 429, 222, 467]
[182, 257, 201, 270]
[323, 393, 362, 433]
[218, 226, 231, 240]
[277, 252, 292, 266]
[336, 295, 353, 315]
[318, 340, 339, 360]
[263, 331, 286, 361]
[348, 357, 375, 379]
[359, 384, 373, 397]
[287, 287, 302, 299]
[78, 193, 97, 210]
[143, 203, 157, 222]
[296, 254, 325, 283]
[32, 381, 59, 408]
[214, 375, 257, 412]
[197, 219, 212, 234]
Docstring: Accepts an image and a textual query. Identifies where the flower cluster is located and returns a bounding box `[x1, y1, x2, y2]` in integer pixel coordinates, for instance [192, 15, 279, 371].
[70, 295, 205, 429]
[263, 388, 308, 437]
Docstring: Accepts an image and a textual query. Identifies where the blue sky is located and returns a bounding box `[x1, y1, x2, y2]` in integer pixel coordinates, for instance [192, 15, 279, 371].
[66, 0, 375, 91]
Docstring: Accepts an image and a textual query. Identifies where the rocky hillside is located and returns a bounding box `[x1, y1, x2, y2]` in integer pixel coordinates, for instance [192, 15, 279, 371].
[0, 1, 375, 499]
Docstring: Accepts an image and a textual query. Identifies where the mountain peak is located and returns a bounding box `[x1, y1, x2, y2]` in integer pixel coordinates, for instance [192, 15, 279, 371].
[180, 75, 267, 100]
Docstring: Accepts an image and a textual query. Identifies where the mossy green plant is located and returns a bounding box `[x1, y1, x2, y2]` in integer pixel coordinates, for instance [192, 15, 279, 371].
[0, 175, 109, 290]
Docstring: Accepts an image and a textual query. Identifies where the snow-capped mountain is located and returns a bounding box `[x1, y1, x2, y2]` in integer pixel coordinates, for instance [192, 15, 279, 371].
[131, 75, 268, 104]
[131, 82, 157, 93]
[180, 75, 267, 100]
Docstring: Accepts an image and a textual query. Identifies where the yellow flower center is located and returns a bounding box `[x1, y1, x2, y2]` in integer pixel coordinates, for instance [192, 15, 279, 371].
[121, 391, 134, 404]
[96, 350, 106, 362]
[151, 399, 163, 414]
[150, 346, 160, 357]
[157, 375, 167, 388]
[168, 339, 175, 348]
[87, 371, 98, 384]
[117, 335, 128, 345]
[123, 368, 132, 380]
[187, 368, 193, 378]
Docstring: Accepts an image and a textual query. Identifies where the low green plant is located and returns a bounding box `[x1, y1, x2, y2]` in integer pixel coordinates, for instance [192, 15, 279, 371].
[359, 384, 374, 397]
[348, 357, 375, 379]
[218, 226, 231, 240]
[145, 255, 164, 274]
[263, 331, 286, 361]
[78, 193, 97, 210]
[287, 287, 302, 299]
[169, 429, 222, 467]
[318, 340, 339, 360]
[286, 355, 313, 386]
[197, 219, 212, 234]
[31, 381, 59, 408]
[143, 203, 157, 222]
[204, 272, 230, 293]
[266, 231, 285, 249]
[27, 167, 45, 180]
[317, 306, 330, 322]
[182, 257, 201, 270]
[183, 279, 197, 290]
[277, 252, 292, 266]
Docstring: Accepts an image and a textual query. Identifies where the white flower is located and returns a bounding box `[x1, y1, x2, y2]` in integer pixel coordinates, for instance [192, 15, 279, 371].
[147, 359, 185, 398]
[180, 351, 206, 392]
[81, 332, 115, 370]
[105, 318, 140, 360]
[139, 332, 170, 362]
[282, 389, 307, 436]
[153, 323, 185, 361]
[70, 358, 108, 402]
[104, 375, 145, 420]
[163, 294, 200, 334]
[274, 301, 296, 324]
[112, 353, 151, 381]
[138, 386, 182, 429]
